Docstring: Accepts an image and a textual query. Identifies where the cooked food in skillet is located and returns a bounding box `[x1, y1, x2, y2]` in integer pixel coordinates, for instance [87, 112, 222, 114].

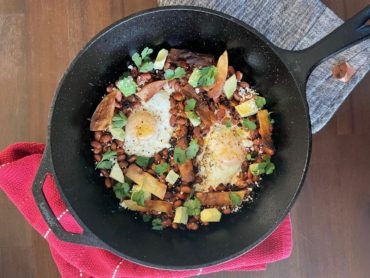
[89, 47, 275, 231]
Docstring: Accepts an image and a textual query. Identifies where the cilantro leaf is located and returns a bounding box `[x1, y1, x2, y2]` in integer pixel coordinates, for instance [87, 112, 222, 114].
[131, 53, 142, 67]
[131, 47, 154, 72]
[135, 156, 152, 169]
[183, 198, 201, 216]
[154, 162, 169, 175]
[185, 98, 197, 112]
[101, 149, 117, 161]
[152, 218, 163, 230]
[164, 67, 186, 80]
[242, 118, 256, 131]
[131, 189, 145, 206]
[249, 160, 275, 176]
[255, 96, 266, 108]
[265, 161, 275, 174]
[139, 61, 154, 73]
[174, 147, 186, 165]
[96, 149, 117, 169]
[164, 69, 174, 79]
[198, 66, 217, 87]
[225, 120, 232, 128]
[116, 76, 137, 97]
[96, 160, 113, 169]
[112, 111, 128, 128]
[186, 139, 199, 159]
[141, 47, 153, 60]
[142, 214, 152, 222]
[113, 182, 131, 200]
[229, 192, 242, 206]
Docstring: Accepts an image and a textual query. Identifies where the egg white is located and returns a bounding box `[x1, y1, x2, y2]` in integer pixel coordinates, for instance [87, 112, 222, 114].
[195, 123, 250, 192]
[123, 89, 173, 157]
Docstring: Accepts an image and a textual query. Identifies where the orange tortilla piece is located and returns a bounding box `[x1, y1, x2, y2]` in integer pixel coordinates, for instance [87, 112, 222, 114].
[196, 190, 249, 206]
[90, 89, 120, 131]
[136, 80, 168, 101]
[207, 50, 228, 102]
[126, 164, 167, 200]
[178, 159, 195, 183]
[123, 200, 172, 214]
[257, 109, 273, 146]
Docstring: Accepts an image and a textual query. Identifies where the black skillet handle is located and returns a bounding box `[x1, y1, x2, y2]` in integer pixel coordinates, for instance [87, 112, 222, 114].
[32, 145, 102, 247]
[275, 5, 370, 87]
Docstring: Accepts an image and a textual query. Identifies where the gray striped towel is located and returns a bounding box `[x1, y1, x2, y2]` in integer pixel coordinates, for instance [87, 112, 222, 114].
[158, 0, 370, 133]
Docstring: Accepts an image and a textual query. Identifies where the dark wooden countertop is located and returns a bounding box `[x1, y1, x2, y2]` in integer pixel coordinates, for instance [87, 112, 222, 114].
[0, 0, 369, 277]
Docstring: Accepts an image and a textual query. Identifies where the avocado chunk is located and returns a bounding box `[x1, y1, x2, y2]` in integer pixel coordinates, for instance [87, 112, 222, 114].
[109, 163, 124, 183]
[223, 74, 237, 99]
[200, 208, 222, 222]
[174, 206, 189, 224]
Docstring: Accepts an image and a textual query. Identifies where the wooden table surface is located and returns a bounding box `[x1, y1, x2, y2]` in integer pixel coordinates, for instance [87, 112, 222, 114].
[0, 0, 369, 277]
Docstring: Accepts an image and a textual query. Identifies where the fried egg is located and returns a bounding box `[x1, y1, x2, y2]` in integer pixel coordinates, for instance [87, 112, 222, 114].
[123, 89, 173, 157]
[196, 123, 252, 191]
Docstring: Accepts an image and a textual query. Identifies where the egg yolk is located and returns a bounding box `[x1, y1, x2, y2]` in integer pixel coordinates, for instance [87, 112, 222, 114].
[214, 147, 242, 166]
[125, 110, 157, 140]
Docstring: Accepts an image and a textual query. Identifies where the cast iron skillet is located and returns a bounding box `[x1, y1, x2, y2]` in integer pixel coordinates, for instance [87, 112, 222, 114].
[32, 6, 370, 270]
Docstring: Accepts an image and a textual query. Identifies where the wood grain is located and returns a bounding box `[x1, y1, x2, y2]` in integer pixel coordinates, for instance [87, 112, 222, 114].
[0, 1, 368, 277]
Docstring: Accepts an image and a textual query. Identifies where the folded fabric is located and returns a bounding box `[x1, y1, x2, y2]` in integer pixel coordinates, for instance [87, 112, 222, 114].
[158, 0, 370, 133]
[0, 142, 292, 277]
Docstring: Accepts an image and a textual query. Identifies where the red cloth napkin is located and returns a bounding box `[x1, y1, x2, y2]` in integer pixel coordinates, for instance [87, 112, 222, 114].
[0, 142, 293, 277]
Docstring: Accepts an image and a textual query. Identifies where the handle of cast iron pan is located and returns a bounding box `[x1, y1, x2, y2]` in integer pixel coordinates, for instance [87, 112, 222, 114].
[273, 5, 370, 89]
[32, 145, 104, 247]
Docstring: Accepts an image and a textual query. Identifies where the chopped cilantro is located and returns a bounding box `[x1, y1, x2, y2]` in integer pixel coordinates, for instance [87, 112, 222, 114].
[249, 160, 275, 176]
[141, 47, 153, 60]
[139, 61, 154, 73]
[131, 53, 142, 68]
[112, 111, 128, 128]
[164, 67, 186, 80]
[131, 47, 154, 73]
[152, 218, 163, 230]
[142, 214, 152, 222]
[225, 120, 232, 128]
[198, 66, 217, 87]
[174, 147, 186, 165]
[255, 96, 266, 108]
[96, 160, 113, 169]
[113, 182, 131, 200]
[186, 139, 199, 159]
[135, 156, 152, 169]
[96, 149, 117, 169]
[242, 118, 256, 130]
[116, 76, 137, 97]
[229, 192, 242, 206]
[154, 162, 169, 175]
[185, 98, 197, 112]
[183, 198, 201, 216]
[131, 189, 145, 206]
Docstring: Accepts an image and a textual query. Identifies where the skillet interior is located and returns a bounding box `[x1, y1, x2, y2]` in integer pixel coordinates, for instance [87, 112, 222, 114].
[49, 7, 311, 269]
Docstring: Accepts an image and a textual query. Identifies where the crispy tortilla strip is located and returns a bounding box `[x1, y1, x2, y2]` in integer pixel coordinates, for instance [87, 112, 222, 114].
[181, 83, 201, 101]
[178, 159, 195, 183]
[257, 109, 273, 146]
[168, 48, 215, 67]
[136, 80, 167, 102]
[90, 89, 120, 131]
[196, 190, 249, 206]
[122, 200, 172, 214]
[207, 50, 228, 102]
[126, 164, 167, 200]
